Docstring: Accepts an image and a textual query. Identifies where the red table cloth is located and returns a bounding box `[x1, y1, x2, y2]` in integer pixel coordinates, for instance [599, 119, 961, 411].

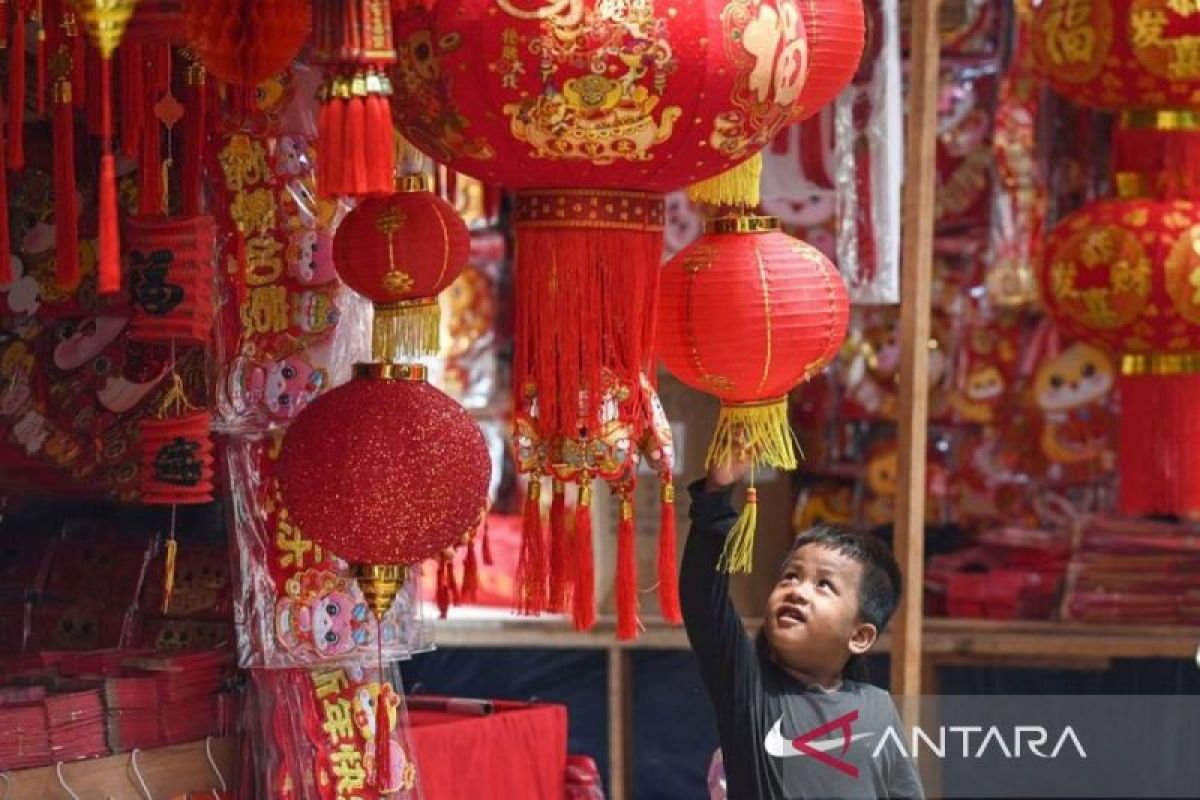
[407, 699, 567, 799]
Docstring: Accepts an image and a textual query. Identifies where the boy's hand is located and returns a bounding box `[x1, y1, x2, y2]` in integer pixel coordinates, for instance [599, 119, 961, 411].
[705, 454, 753, 490]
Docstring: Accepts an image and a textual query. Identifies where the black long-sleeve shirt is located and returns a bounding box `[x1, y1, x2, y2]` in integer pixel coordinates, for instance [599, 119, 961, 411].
[681, 480, 924, 799]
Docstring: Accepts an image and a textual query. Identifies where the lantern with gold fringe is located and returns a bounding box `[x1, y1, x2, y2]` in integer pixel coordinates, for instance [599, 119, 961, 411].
[656, 216, 850, 572]
[332, 175, 470, 360]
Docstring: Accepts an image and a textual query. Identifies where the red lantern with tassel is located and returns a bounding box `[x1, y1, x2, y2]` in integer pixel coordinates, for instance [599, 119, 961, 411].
[656, 217, 850, 572]
[125, 216, 217, 345]
[182, 0, 310, 87]
[312, 0, 397, 197]
[1039, 196, 1200, 518]
[792, 0, 866, 121]
[72, 0, 137, 295]
[331, 175, 470, 360]
[139, 409, 215, 505]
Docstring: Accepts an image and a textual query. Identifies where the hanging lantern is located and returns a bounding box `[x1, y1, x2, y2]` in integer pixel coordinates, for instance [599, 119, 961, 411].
[278, 362, 492, 617]
[72, 0, 139, 294]
[139, 410, 214, 505]
[125, 216, 217, 345]
[793, 0, 866, 121]
[656, 217, 850, 572]
[1039, 196, 1200, 518]
[391, 1, 810, 631]
[182, 0, 310, 87]
[312, 0, 397, 197]
[332, 176, 470, 360]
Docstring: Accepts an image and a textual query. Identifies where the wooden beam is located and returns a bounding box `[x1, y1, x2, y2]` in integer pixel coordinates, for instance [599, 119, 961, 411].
[891, 0, 942, 701]
[607, 646, 633, 800]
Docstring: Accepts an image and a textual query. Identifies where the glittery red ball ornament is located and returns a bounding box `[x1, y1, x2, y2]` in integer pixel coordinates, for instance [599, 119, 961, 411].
[184, 0, 311, 87]
[278, 365, 491, 568]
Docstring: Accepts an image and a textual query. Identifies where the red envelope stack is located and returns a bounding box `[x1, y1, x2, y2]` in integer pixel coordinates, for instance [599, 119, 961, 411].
[103, 674, 165, 750]
[0, 700, 50, 770]
[45, 689, 109, 762]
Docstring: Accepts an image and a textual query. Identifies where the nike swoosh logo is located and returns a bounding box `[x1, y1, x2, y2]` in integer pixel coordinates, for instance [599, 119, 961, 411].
[764, 717, 875, 759]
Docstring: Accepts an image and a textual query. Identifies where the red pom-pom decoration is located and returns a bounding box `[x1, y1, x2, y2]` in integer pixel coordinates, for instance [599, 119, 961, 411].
[184, 0, 311, 87]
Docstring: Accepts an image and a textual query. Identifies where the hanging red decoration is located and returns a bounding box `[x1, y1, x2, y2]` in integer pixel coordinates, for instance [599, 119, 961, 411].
[139, 410, 215, 505]
[278, 362, 492, 617]
[126, 216, 217, 345]
[1039, 196, 1200, 518]
[793, 0, 866, 121]
[182, 0, 310, 87]
[50, 1, 80, 291]
[656, 217, 850, 572]
[73, 0, 138, 295]
[332, 176, 470, 359]
[312, 0, 397, 197]
[8, 0, 27, 171]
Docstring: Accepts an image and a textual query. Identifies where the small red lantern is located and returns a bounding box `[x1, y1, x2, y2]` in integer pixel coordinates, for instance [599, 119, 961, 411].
[1039, 196, 1200, 517]
[126, 216, 217, 346]
[139, 411, 215, 505]
[183, 0, 311, 87]
[278, 363, 492, 616]
[793, 0, 866, 121]
[332, 177, 471, 359]
[656, 217, 850, 571]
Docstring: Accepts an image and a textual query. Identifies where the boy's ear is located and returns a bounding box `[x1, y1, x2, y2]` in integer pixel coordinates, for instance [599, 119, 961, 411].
[848, 622, 878, 656]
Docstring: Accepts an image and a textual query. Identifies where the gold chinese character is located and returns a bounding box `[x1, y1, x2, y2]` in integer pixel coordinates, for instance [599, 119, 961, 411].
[240, 285, 289, 334]
[245, 236, 285, 287]
[276, 508, 315, 569]
[330, 745, 367, 794]
[230, 188, 277, 237]
[312, 669, 349, 700]
[323, 698, 355, 743]
[219, 135, 271, 192]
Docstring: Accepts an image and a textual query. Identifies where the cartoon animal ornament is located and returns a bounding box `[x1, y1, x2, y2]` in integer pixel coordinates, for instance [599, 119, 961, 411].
[1032, 342, 1115, 478]
[351, 682, 418, 792]
[863, 441, 899, 526]
[246, 351, 327, 422]
[286, 226, 337, 286]
[276, 569, 372, 658]
[793, 482, 854, 532]
[950, 363, 1006, 424]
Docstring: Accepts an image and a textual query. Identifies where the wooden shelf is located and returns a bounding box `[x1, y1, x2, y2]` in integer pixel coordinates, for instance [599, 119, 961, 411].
[3, 737, 236, 800]
[432, 616, 1200, 661]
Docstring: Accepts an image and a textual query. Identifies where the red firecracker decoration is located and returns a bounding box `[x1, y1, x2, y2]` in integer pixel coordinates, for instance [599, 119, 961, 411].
[73, 0, 138, 294]
[793, 0, 866, 121]
[656, 217, 850, 572]
[312, 0, 397, 197]
[126, 216, 217, 345]
[391, 0, 811, 635]
[332, 176, 469, 359]
[1039, 196, 1200, 518]
[278, 362, 492, 615]
[183, 0, 310, 87]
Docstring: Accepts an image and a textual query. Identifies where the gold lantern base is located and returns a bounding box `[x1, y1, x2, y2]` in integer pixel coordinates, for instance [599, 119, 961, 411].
[350, 563, 407, 620]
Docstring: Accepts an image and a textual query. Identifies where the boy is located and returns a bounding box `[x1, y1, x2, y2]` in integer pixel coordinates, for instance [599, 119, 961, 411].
[682, 458, 924, 799]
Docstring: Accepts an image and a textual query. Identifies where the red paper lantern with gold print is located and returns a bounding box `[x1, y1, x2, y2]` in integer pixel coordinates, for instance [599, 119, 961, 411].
[1039, 196, 1200, 517]
[656, 217, 850, 571]
[793, 0, 866, 121]
[333, 177, 471, 359]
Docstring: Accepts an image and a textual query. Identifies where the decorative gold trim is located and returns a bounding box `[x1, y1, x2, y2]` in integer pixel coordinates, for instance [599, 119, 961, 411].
[721, 395, 789, 409]
[375, 298, 439, 312]
[353, 362, 429, 381]
[1114, 172, 1156, 199]
[1121, 353, 1200, 376]
[754, 241, 773, 395]
[349, 563, 407, 619]
[704, 216, 781, 234]
[396, 174, 432, 193]
[517, 188, 664, 201]
[1121, 109, 1200, 133]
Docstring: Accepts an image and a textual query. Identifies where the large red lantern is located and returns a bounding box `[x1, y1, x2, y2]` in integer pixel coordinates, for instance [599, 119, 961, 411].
[1039, 196, 1200, 517]
[278, 363, 492, 615]
[183, 0, 311, 87]
[333, 177, 471, 359]
[793, 0, 866, 121]
[656, 217, 850, 571]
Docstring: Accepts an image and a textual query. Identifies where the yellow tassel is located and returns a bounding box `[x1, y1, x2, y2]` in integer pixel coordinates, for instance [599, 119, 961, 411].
[373, 299, 441, 361]
[162, 536, 178, 614]
[705, 397, 799, 472]
[719, 486, 758, 573]
[687, 152, 763, 209]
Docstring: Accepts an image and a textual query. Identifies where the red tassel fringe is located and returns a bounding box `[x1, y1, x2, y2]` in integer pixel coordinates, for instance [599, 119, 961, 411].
[435, 555, 451, 619]
[515, 478, 547, 615]
[0, 93, 10, 285]
[53, 78, 78, 290]
[8, 8, 25, 170]
[572, 480, 596, 631]
[316, 75, 395, 197]
[34, 12, 44, 117]
[181, 71, 207, 216]
[118, 42, 143, 159]
[547, 479, 569, 613]
[461, 540, 479, 602]
[97, 56, 120, 295]
[657, 480, 682, 624]
[1118, 372, 1200, 517]
[84, 41, 102, 135]
[373, 688, 396, 791]
[481, 518, 493, 566]
[1111, 126, 1200, 198]
[615, 492, 639, 641]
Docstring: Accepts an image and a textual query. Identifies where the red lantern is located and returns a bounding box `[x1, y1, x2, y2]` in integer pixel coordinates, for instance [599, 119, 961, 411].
[332, 177, 471, 359]
[656, 217, 850, 571]
[126, 216, 217, 346]
[278, 363, 492, 615]
[1039, 196, 1200, 517]
[139, 411, 215, 505]
[183, 0, 310, 87]
[793, 0, 866, 121]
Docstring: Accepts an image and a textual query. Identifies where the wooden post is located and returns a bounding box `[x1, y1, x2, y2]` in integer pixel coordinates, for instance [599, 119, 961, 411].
[607, 646, 633, 800]
[891, 0, 941, 701]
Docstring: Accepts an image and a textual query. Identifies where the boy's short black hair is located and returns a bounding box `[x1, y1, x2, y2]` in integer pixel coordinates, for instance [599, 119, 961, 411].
[786, 524, 903, 633]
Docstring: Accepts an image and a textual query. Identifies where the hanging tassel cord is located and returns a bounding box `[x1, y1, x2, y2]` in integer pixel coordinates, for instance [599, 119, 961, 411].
[572, 478, 596, 631]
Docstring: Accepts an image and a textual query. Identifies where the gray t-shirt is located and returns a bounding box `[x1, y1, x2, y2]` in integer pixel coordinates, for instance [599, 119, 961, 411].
[682, 481, 925, 799]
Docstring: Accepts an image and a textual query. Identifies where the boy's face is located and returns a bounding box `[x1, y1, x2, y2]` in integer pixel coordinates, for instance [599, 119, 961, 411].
[764, 543, 878, 682]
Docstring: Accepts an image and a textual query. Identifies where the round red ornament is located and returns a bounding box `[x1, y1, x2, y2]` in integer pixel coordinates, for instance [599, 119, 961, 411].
[656, 216, 849, 570]
[183, 0, 311, 87]
[278, 363, 491, 614]
[793, 0, 866, 121]
[332, 178, 470, 358]
[1040, 196, 1200, 518]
